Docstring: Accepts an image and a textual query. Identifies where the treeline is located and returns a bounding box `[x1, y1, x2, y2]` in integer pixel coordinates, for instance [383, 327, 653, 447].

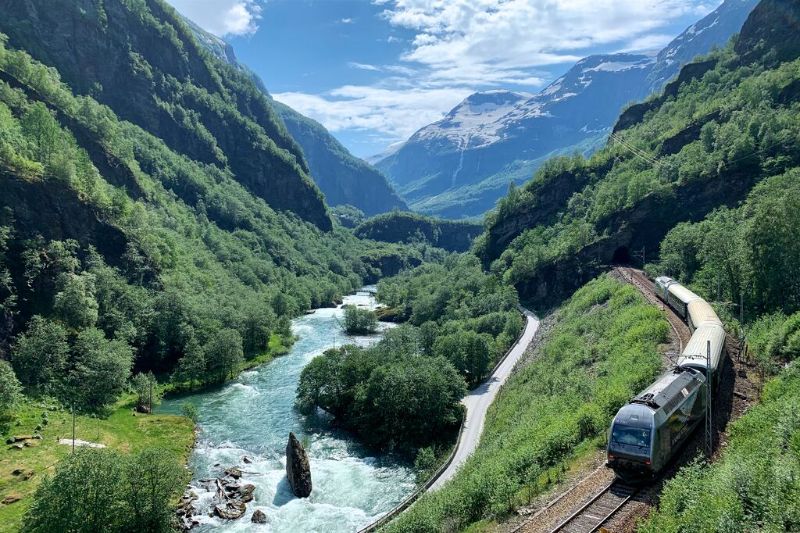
[377, 254, 523, 386]
[354, 211, 483, 253]
[386, 276, 666, 530]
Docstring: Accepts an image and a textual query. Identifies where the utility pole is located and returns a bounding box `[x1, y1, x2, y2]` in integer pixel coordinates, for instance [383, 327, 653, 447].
[705, 340, 713, 458]
[71, 401, 76, 453]
[149, 380, 153, 414]
[740, 291, 744, 324]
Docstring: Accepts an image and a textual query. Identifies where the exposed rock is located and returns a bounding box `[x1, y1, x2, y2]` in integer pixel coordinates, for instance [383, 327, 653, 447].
[242, 456, 253, 464]
[251, 509, 268, 524]
[285, 432, 312, 498]
[1, 494, 21, 505]
[231, 483, 255, 503]
[135, 404, 151, 414]
[224, 467, 242, 479]
[213, 501, 246, 520]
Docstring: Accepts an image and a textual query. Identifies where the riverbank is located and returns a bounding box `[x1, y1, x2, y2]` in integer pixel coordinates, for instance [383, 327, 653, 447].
[158, 288, 416, 531]
[0, 397, 194, 532]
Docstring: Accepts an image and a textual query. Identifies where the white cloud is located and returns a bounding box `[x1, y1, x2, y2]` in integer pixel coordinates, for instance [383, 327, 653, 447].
[348, 62, 381, 71]
[284, 1, 720, 150]
[273, 86, 472, 142]
[380, 0, 718, 81]
[166, 0, 262, 36]
[340, 17, 354, 24]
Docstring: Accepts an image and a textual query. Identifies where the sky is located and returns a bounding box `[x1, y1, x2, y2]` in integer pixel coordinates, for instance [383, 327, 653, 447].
[166, 0, 722, 158]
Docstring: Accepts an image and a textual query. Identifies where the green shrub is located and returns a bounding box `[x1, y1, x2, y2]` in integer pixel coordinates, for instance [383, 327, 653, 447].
[343, 305, 378, 335]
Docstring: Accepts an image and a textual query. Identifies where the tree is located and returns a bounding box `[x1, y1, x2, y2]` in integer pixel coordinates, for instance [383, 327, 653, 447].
[343, 305, 378, 335]
[131, 372, 160, 412]
[124, 449, 183, 532]
[53, 272, 99, 330]
[172, 336, 206, 388]
[0, 360, 21, 420]
[23, 448, 182, 533]
[68, 328, 132, 411]
[11, 315, 69, 393]
[205, 329, 243, 382]
[23, 449, 127, 533]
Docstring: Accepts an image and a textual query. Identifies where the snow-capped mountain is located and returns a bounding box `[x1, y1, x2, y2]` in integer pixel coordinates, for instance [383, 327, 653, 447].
[377, 0, 758, 219]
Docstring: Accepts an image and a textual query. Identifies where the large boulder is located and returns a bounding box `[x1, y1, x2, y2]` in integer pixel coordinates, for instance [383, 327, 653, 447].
[285, 432, 312, 498]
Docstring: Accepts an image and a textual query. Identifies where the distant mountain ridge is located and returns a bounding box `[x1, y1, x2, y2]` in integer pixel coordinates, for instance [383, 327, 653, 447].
[186, 22, 407, 216]
[376, 0, 759, 219]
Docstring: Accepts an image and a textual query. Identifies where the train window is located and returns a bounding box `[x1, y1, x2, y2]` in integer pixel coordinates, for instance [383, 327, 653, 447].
[611, 425, 651, 450]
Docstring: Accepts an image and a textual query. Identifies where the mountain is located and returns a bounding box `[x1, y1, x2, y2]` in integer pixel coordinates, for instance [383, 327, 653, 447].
[0, 0, 424, 375]
[269, 100, 408, 216]
[376, 0, 759, 219]
[185, 22, 407, 216]
[0, 0, 335, 230]
[476, 0, 800, 306]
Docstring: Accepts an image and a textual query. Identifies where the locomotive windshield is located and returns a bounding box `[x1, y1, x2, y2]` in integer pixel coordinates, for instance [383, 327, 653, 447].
[610, 425, 651, 450]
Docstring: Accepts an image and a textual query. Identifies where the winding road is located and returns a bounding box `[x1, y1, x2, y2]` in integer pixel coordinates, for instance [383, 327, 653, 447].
[429, 308, 540, 491]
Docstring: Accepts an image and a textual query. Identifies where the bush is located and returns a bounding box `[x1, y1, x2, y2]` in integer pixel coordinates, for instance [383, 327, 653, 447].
[23, 448, 182, 533]
[343, 305, 378, 335]
[11, 316, 69, 394]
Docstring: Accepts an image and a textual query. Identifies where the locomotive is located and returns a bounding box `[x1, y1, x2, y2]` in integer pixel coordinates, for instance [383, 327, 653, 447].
[607, 276, 724, 481]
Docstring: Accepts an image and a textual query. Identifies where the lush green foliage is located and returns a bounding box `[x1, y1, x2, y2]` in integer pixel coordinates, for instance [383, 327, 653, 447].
[342, 305, 378, 335]
[651, 169, 800, 321]
[0, 32, 425, 412]
[354, 211, 483, 252]
[641, 360, 800, 533]
[385, 276, 666, 531]
[0, 360, 20, 422]
[23, 448, 183, 533]
[378, 255, 522, 385]
[297, 326, 466, 451]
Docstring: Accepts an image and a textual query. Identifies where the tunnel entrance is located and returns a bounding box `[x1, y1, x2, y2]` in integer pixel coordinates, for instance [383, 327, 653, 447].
[612, 246, 632, 265]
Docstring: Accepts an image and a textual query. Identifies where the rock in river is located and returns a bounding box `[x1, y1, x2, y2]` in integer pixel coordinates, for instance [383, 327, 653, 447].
[251, 509, 268, 524]
[285, 432, 312, 497]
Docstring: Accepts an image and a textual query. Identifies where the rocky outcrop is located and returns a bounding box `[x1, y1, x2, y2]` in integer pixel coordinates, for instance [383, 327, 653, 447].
[285, 432, 312, 498]
[177, 468, 256, 529]
[251, 509, 268, 524]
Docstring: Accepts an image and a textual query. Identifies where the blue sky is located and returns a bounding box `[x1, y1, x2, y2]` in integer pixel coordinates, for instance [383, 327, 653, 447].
[167, 0, 721, 158]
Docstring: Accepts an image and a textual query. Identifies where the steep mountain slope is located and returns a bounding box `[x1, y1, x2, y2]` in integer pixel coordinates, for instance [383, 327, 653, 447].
[270, 100, 408, 216]
[377, 0, 758, 219]
[0, 1, 424, 382]
[476, 0, 800, 307]
[185, 21, 407, 216]
[0, 0, 331, 229]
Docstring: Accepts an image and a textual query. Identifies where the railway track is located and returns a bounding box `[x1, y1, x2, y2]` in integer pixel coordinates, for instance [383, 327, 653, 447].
[548, 481, 637, 533]
[615, 267, 691, 359]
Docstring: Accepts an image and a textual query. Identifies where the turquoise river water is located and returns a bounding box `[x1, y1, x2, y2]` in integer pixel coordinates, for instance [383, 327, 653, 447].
[159, 288, 415, 531]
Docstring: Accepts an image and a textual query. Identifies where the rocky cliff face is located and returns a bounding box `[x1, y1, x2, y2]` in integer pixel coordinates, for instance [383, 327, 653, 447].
[375, 0, 758, 219]
[0, 0, 332, 230]
[285, 432, 312, 498]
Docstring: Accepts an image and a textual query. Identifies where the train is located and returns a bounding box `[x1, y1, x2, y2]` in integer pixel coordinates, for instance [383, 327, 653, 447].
[606, 276, 725, 481]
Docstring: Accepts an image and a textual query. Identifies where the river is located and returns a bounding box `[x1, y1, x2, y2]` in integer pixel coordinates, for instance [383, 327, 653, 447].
[159, 288, 415, 531]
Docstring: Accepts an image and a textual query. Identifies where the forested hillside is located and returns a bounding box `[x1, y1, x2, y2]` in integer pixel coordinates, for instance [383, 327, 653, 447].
[478, 0, 800, 309]
[354, 212, 483, 252]
[0, 0, 330, 229]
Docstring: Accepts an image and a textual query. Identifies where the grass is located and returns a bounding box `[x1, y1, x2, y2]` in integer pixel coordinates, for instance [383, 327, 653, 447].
[0, 397, 194, 532]
[640, 361, 800, 532]
[384, 275, 667, 532]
